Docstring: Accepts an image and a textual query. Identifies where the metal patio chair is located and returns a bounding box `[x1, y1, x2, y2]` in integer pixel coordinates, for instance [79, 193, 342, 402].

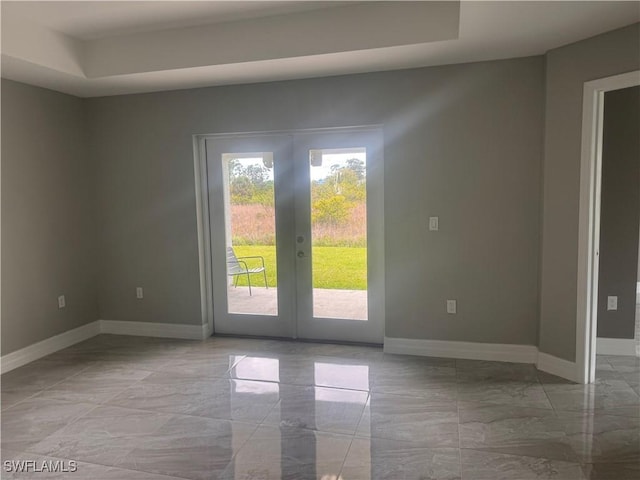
[226, 247, 268, 296]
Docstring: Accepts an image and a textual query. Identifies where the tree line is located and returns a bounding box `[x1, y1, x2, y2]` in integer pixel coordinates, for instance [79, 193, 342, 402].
[229, 158, 366, 225]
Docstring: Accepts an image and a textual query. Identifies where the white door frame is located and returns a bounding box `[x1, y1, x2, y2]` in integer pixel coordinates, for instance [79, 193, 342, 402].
[576, 70, 640, 384]
[192, 126, 384, 340]
[292, 129, 385, 344]
[193, 135, 215, 337]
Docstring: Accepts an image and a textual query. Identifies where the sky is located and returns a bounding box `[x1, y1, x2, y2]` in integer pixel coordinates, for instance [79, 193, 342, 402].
[233, 151, 366, 182]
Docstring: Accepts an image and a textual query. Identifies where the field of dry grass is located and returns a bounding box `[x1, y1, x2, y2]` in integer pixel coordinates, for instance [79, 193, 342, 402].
[231, 204, 276, 245]
[231, 203, 366, 247]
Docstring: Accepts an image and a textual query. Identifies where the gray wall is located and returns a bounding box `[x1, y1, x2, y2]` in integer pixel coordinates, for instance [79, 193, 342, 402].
[1, 79, 98, 355]
[4, 23, 638, 358]
[539, 23, 640, 361]
[597, 86, 640, 339]
[87, 56, 544, 344]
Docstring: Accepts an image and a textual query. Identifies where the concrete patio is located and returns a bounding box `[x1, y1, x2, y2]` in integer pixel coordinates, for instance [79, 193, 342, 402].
[227, 287, 367, 320]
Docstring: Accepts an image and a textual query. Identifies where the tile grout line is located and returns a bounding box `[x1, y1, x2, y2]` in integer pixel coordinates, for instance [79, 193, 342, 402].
[15, 364, 184, 465]
[337, 390, 370, 478]
[537, 370, 560, 417]
[337, 433, 357, 478]
[2, 360, 97, 412]
[218, 421, 261, 478]
[17, 447, 191, 480]
[8, 401, 104, 463]
[19, 393, 238, 480]
[455, 359, 464, 479]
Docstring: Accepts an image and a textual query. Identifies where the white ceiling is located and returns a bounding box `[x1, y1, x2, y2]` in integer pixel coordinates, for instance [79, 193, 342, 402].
[1, 1, 639, 97]
[2, 1, 351, 40]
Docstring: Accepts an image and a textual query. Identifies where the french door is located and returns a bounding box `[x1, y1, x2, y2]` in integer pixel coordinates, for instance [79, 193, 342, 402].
[206, 128, 384, 344]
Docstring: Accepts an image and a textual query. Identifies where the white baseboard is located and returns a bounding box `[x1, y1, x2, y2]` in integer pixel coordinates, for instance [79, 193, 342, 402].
[536, 352, 579, 383]
[1, 320, 211, 374]
[2, 326, 585, 384]
[383, 337, 538, 364]
[384, 337, 582, 383]
[99, 320, 209, 340]
[596, 337, 637, 356]
[0, 321, 101, 374]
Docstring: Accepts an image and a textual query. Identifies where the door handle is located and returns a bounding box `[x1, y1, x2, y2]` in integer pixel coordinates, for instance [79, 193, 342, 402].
[297, 251, 305, 258]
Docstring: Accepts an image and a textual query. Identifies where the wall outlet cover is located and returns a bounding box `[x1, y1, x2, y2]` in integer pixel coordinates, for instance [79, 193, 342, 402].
[446, 299, 457, 314]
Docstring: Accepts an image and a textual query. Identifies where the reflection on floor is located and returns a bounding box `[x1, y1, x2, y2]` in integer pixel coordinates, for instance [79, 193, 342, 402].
[2, 335, 640, 479]
[635, 288, 640, 356]
[228, 287, 368, 320]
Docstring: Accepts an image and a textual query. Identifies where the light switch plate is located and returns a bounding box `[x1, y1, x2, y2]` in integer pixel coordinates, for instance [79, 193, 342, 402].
[58, 295, 66, 309]
[607, 296, 618, 311]
[429, 216, 439, 231]
[447, 299, 456, 314]
[136, 287, 144, 299]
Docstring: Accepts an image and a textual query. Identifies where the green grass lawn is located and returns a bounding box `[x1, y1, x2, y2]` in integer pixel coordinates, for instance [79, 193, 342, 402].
[232, 245, 367, 290]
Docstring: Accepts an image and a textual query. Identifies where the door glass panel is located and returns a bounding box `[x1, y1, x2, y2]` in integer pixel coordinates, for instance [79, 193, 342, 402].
[308, 148, 368, 320]
[222, 152, 277, 315]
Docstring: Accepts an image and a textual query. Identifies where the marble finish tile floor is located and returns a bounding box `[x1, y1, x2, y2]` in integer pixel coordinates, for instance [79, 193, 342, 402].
[1, 334, 639, 479]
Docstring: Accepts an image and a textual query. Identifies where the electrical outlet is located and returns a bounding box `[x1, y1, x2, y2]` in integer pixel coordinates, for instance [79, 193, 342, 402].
[607, 296, 618, 311]
[57, 295, 66, 309]
[136, 287, 144, 299]
[429, 216, 439, 231]
[446, 299, 457, 314]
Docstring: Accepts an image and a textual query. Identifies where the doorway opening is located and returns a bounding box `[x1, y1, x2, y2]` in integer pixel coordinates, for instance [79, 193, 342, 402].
[577, 70, 640, 384]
